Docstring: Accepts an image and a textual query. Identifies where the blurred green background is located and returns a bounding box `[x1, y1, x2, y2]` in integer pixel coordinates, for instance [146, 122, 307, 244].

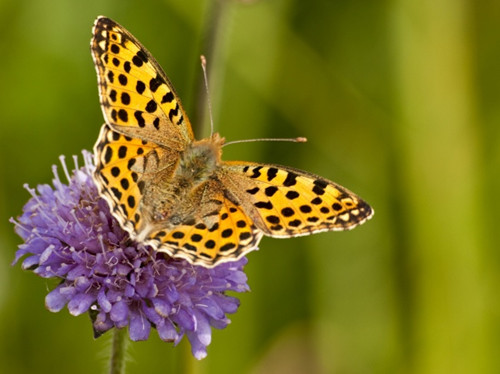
[1, 0, 499, 373]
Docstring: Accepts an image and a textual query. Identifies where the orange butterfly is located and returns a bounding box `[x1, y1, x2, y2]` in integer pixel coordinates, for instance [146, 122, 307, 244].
[91, 16, 373, 267]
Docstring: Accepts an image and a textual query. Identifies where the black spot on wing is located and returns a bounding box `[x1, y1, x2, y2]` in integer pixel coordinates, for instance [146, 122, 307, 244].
[267, 167, 278, 181]
[149, 75, 163, 92]
[281, 207, 294, 217]
[134, 111, 146, 127]
[121, 92, 130, 105]
[220, 243, 236, 252]
[118, 74, 127, 86]
[111, 167, 120, 177]
[161, 91, 174, 103]
[118, 109, 128, 122]
[104, 147, 113, 163]
[168, 103, 179, 122]
[120, 178, 129, 190]
[136, 81, 146, 94]
[146, 100, 157, 113]
[265, 186, 278, 197]
[283, 172, 298, 187]
[250, 166, 262, 179]
[191, 234, 202, 242]
[246, 187, 259, 195]
[255, 201, 273, 209]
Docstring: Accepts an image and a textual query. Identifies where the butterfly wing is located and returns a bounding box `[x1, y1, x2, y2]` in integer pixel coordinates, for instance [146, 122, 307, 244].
[91, 16, 193, 149]
[219, 162, 373, 237]
[144, 191, 263, 267]
[93, 124, 181, 238]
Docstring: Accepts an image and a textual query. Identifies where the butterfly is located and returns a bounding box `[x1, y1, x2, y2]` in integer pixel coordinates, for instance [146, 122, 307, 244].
[90, 16, 373, 268]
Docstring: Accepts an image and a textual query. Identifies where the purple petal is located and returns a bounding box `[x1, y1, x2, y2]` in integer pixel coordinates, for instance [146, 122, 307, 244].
[38, 245, 55, 265]
[212, 294, 240, 314]
[97, 288, 112, 313]
[173, 307, 195, 331]
[128, 310, 151, 341]
[208, 316, 231, 330]
[59, 285, 76, 298]
[68, 292, 95, 316]
[124, 284, 135, 298]
[110, 300, 129, 323]
[142, 305, 162, 325]
[152, 298, 171, 317]
[227, 269, 248, 284]
[195, 297, 224, 320]
[74, 276, 92, 291]
[157, 319, 178, 342]
[94, 311, 113, 333]
[193, 310, 211, 346]
[45, 287, 68, 312]
[67, 264, 90, 280]
[165, 285, 179, 303]
[21, 255, 41, 270]
[186, 331, 207, 360]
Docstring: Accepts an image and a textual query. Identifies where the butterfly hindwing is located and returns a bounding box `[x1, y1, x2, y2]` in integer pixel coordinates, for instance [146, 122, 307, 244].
[145, 192, 262, 267]
[91, 16, 193, 149]
[93, 124, 181, 238]
[220, 162, 373, 237]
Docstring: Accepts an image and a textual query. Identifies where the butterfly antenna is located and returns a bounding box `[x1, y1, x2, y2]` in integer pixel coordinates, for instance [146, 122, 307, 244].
[224, 136, 307, 147]
[201, 55, 215, 136]
[200, 56, 307, 147]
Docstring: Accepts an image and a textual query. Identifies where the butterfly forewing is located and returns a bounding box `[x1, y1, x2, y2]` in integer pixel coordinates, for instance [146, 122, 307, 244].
[91, 16, 193, 148]
[220, 162, 373, 237]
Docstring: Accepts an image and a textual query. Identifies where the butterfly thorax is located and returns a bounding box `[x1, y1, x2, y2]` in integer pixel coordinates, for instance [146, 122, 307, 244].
[177, 133, 224, 182]
[139, 133, 225, 233]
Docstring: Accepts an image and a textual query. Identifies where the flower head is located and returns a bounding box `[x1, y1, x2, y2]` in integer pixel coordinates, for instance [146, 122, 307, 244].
[11, 151, 249, 360]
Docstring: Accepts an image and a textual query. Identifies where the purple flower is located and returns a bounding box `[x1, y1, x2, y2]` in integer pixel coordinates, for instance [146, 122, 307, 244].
[11, 151, 250, 360]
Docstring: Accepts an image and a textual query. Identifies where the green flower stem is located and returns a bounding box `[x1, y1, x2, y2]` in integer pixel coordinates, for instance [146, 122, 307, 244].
[178, 341, 200, 374]
[109, 328, 128, 374]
